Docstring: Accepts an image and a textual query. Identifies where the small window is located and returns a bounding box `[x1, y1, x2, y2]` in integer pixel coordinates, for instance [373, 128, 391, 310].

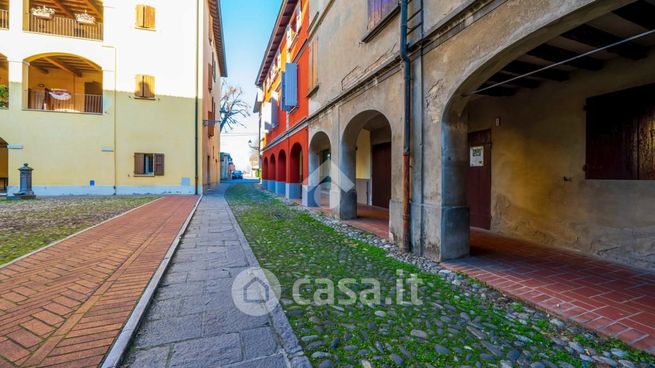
[367, 0, 397, 30]
[136, 5, 156, 30]
[135, 75, 155, 99]
[134, 153, 164, 176]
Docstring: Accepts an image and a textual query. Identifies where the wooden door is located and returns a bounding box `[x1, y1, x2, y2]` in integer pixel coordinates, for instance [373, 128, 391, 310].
[468, 130, 491, 229]
[371, 143, 391, 208]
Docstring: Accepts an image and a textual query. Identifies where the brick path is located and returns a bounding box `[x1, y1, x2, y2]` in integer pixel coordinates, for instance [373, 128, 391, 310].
[0, 196, 197, 367]
[125, 185, 304, 368]
[445, 229, 655, 353]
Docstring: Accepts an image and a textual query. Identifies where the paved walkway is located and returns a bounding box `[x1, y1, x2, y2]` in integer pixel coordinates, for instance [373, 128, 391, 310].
[0, 196, 197, 368]
[125, 186, 303, 368]
[445, 229, 655, 353]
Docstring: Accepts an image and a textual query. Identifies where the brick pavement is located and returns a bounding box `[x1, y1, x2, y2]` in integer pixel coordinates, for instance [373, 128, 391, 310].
[0, 196, 198, 367]
[124, 185, 306, 368]
[445, 229, 655, 353]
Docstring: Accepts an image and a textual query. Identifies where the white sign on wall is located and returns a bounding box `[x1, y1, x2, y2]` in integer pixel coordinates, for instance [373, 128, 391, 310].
[470, 146, 484, 167]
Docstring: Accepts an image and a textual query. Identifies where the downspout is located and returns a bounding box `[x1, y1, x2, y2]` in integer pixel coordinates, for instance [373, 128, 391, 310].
[400, 0, 411, 253]
[194, 0, 200, 195]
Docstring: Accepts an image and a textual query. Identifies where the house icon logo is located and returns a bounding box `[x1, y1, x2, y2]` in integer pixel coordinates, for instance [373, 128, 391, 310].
[243, 277, 269, 304]
[232, 267, 281, 316]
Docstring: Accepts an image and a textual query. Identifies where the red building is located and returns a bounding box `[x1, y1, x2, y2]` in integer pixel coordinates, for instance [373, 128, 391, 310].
[255, 0, 309, 202]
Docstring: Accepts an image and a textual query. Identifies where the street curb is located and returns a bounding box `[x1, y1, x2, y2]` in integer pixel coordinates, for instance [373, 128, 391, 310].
[222, 184, 311, 368]
[101, 195, 203, 368]
[0, 196, 165, 270]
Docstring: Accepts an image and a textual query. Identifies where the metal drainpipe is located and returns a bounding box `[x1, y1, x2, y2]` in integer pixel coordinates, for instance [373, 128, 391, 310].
[193, 0, 200, 195]
[400, 0, 412, 253]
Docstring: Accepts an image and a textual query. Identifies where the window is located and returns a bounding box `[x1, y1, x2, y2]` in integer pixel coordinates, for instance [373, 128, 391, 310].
[307, 38, 319, 94]
[367, 0, 398, 30]
[208, 63, 213, 91]
[586, 83, 655, 180]
[136, 5, 156, 30]
[134, 153, 164, 176]
[135, 75, 155, 99]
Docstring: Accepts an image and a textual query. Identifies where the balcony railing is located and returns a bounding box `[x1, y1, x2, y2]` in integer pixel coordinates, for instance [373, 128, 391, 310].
[0, 9, 8, 29]
[27, 91, 102, 114]
[28, 14, 103, 40]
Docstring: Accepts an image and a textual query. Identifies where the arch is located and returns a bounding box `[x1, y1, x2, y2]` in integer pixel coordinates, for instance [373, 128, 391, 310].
[262, 157, 269, 187]
[435, 1, 645, 260]
[288, 142, 303, 200]
[276, 150, 287, 196]
[339, 110, 392, 221]
[0, 136, 7, 194]
[23, 53, 103, 114]
[307, 131, 332, 208]
[0, 53, 8, 109]
[269, 153, 277, 192]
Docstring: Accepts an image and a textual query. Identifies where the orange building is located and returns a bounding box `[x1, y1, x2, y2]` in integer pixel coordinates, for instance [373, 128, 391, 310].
[255, 0, 310, 202]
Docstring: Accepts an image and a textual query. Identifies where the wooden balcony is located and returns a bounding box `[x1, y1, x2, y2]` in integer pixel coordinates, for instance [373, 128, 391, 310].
[26, 90, 102, 114]
[27, 14, 102, 40]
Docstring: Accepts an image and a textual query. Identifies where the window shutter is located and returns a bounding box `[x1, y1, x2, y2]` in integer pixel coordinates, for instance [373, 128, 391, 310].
[145, 6, 155, 29]
[284, 63, 298, 110]
[271, 98, 279, 128]
[154, 154, 165, 176]
[280, 72, 286, 111]
[144, 75, 155, 98]
[134, 153, 145, 175]
[136, 5, 145, 28]
[208, 63, 213, 90]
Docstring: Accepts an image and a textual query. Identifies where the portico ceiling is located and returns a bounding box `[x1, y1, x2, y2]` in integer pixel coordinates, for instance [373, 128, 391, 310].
[30, 0, 103, 22]
[477, 0, 655, 96]
[30, 55, 101, 77]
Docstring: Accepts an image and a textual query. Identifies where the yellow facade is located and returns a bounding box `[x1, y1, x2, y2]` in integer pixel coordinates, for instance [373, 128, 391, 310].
[0, 0, 226, 195]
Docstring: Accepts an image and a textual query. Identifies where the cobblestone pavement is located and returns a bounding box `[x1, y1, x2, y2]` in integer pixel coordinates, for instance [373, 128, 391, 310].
[0, 196, 197, 368]
[124, 185, 304, 368]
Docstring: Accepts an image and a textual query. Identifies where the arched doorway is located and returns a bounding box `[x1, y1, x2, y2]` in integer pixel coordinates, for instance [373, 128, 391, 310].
[24, 53, 102, 114]
[0, 137, 7, 194]
[276, 150, 287, 196]
[308, 131, 332, 209]
[340, 110, 392, 222]
[269, 154, 277, 192]
[262, 157, 269, 190]
[288, 143, 303, 200]
[439, 0, 655, 265]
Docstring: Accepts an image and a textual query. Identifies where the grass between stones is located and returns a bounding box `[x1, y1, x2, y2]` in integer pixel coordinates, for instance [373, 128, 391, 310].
[226, 184, 655, 368]
[0, 196, 157, 265]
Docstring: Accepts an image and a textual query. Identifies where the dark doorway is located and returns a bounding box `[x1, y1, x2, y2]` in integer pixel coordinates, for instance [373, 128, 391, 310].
[371, 142, 391, 208]
[468, 130, 491, 229]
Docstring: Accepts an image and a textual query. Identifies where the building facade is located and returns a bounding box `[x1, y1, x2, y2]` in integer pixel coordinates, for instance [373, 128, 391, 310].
[257, 0, 655, 271]
[0, 0, 227, 196]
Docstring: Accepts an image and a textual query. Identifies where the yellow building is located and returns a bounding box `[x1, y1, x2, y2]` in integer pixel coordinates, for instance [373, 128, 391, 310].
[0, 0, 226, 196]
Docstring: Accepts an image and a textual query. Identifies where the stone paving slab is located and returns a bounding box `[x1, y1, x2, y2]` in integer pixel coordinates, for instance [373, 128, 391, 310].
[0, 196, 198, 368]
[445, 229, 655, 354]
[124, 185, 308, 368]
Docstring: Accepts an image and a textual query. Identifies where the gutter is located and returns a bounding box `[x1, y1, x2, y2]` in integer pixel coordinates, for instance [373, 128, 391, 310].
[400, 0, 412, 253]
[194, 0, 200, 195]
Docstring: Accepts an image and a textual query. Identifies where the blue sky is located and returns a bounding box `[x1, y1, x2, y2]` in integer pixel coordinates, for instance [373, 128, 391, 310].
[220, 0, 282, 171]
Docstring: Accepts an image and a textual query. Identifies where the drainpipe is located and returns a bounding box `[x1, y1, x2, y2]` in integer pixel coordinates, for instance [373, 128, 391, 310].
[193, 0, 200, 195]
[400, 0, 411, 253]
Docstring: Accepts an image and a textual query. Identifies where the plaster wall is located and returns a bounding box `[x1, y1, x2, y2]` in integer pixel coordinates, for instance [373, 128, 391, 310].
[465, 52, 655, 270]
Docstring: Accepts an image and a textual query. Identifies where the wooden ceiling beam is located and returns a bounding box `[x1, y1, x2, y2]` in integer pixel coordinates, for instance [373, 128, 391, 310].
[79, 0, 102, 19]
[44, 57, 82, 77]
[489, 71, 541, 89]
[561, 24, 648, 60]
[78, 58, 101, 71]
[502, 60, 570, 81]
[527, 44, 604, 71]
[613, 1, 655, 30]
[48, 0, 74, 18]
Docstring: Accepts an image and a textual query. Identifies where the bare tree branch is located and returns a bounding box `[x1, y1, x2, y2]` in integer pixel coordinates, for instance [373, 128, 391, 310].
[220, 83, 251, 132]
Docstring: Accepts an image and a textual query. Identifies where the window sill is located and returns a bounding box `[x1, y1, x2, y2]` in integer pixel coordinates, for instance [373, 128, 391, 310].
[134, 174, 155, 177]
[306, 84, 319, 97]
[361, 5, 400, 43]
[133, 96, 157, 101]
[135, 26, 156, 32]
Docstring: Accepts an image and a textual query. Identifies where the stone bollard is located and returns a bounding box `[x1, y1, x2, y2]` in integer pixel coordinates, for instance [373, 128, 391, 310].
[13, 163, 36, 200]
